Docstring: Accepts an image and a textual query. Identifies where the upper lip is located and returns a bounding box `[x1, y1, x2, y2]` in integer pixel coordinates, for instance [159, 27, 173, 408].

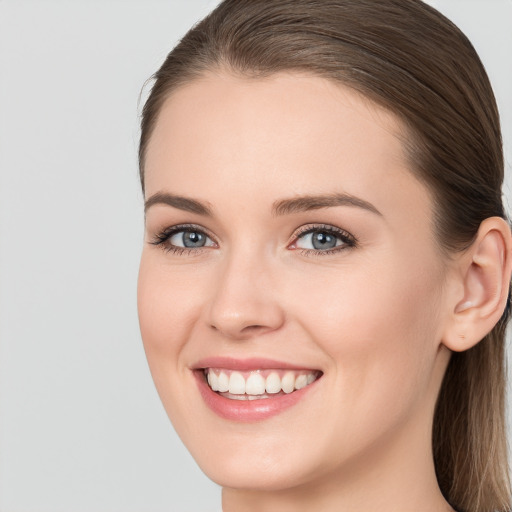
[191, 356, 320, 372]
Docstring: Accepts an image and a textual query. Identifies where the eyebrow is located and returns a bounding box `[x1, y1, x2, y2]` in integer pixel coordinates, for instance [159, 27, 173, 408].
[144, 191, 382, 217]
[144, 192, 213, 216]
[272, 193, 382, 217]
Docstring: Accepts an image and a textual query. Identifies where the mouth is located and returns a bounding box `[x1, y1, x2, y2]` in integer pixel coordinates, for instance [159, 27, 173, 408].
[192, 358, 323, 422]
[203, 368, 321, 400]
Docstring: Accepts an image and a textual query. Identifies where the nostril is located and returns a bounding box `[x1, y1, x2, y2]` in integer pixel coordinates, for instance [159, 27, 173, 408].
[209, 321, 279, 340]
[241, 324, 265, 332]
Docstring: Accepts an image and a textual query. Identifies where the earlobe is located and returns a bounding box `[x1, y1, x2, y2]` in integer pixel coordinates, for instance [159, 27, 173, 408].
[443, 217, 512, 352]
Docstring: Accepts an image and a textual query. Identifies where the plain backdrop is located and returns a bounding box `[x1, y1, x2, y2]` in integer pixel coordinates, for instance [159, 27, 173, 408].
[0, 1, 510, 511]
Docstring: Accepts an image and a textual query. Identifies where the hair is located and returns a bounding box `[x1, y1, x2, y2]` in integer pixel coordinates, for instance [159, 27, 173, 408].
[138, 1, 512, 511]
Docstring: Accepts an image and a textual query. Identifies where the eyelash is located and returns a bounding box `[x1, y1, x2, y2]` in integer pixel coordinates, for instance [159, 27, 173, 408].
[149, 224, 216, 256]
[291, 224, 357, 256]
[149, 223, 357, 257]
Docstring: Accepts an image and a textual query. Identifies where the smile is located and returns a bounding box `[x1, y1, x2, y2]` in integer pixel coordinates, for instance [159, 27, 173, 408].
[204, 368, 320, 400]
[192, 358, 323, 422]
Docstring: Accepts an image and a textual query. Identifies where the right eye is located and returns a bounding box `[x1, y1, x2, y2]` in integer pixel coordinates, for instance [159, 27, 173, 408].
[150, 225, 217, 254]
[169, 229, 215, 248]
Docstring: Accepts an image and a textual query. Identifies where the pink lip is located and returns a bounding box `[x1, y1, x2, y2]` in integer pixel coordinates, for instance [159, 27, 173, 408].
[191, 358, 321, 423]
[192, 356, 315, 371]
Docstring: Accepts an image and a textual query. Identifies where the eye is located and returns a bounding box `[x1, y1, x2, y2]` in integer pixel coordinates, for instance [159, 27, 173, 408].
[290, 224, 356, 254]
[150, 224, 217, 254]
[169, 230, 214, 248]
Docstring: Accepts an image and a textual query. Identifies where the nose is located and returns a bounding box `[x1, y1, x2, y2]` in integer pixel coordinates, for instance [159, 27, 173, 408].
[206, 251, 285, 340]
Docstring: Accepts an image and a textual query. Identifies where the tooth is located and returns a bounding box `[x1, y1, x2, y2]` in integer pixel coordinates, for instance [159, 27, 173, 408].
[211, 368, 319, 396]
[218, 371, 229, 392]
[282, 371, 295, 393]
[246, 373, 266, 395]
[226, 393, 247, 400]
[295, 374, 308, 390]
[265, 372, 281, 394]
[207, 370, 219, 391]
[229, 371, 246, 394]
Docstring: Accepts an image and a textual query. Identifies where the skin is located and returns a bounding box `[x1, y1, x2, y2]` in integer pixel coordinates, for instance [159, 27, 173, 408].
[138, 72, 464, 511]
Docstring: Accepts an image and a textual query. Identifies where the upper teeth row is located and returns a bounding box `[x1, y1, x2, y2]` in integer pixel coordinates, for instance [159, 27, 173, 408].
[206, 369, 318, 395]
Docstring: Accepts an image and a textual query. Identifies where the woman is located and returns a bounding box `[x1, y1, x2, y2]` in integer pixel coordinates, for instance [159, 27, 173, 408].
[137, 1, 512, 511]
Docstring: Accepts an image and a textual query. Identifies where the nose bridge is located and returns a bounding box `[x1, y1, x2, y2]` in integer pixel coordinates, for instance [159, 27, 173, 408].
[206, 244, 284, 339]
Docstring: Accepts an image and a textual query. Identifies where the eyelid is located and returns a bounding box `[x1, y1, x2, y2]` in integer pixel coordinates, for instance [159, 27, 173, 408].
[149, 223, 218, 253]
[149, 222, 357, 256]
[288, 223, 357, 252]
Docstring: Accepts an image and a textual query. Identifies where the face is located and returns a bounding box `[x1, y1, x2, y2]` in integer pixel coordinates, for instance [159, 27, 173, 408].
[138, 72, 452, 491]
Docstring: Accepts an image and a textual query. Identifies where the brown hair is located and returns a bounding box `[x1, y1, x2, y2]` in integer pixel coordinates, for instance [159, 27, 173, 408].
[138, 1, 511, 510]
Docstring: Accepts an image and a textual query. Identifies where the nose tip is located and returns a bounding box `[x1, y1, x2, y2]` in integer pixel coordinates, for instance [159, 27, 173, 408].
[210, 297, 284, 340]
[209, 310, 283, 340]
[206, 261, 285, 340]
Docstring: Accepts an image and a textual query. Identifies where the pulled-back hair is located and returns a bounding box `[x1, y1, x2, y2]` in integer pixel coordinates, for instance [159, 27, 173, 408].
[138, 1, 511, 510]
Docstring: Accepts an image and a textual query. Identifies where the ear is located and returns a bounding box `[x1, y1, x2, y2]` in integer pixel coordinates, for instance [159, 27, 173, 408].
[442, 217, 512, 352]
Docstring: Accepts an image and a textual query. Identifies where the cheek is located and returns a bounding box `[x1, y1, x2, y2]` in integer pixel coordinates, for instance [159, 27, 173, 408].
[286, 254, 444, 422]
[137, 253, 201, 373]
[137, 252, 212, 436]
[289, 254, 441, 343]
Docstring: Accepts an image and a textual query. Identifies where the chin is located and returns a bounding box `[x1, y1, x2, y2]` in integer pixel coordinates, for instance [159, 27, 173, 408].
[196, 449, 323, 492]
[173, 412, 339, 493]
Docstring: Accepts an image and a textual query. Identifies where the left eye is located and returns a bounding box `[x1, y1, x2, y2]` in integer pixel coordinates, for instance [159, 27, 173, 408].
[294, 229, 351, 251]
[169, 230, 215, 248]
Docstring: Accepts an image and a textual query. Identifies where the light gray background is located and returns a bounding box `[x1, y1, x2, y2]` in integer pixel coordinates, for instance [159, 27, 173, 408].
[0, 1, 510, 511]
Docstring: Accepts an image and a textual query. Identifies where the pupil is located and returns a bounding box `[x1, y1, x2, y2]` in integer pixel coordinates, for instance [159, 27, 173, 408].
[312, 231, 336, 250]
[183, 231, 205, 247]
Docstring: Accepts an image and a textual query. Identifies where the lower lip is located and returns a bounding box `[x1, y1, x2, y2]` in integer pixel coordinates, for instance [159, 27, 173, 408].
[193, 370, 319, 422]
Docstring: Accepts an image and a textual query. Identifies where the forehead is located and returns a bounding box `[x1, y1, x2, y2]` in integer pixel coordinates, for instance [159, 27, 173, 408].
[144, 71, 432, 227]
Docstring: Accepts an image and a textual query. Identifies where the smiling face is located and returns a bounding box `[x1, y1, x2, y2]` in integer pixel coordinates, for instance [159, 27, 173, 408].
[138, 72, 454, 497]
